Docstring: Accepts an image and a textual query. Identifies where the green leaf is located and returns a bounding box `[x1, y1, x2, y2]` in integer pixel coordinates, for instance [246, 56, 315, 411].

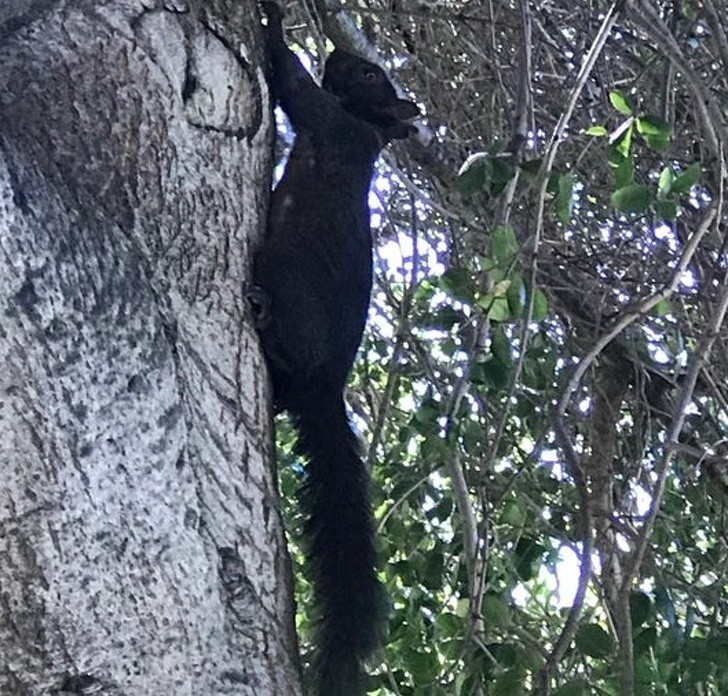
[609, 90, 633, 115]
[636, 115, 671, 150]
[421, 550, 445, 590]
[607, 144, 628, 168]
[403, 647, 440, 684]
[634, 627, 657, 658]
[521, 362, 540, 390]
[489, 641, 519, 668]
[705, 636, 728, 666]
[517, 645, 544, 673]
[457, 154, 488, 196]
[643, 131, 671, 150]
[514, 536, 545, 581]
[683, 637, 709, 660]
[412, 278, 437, 303]
[652, 298, 673, 316]
[489, 266, 506, 283]
[683, 636, 728, 667]
[575, 623, 615, 659]
[482, 595, 511, 628]
[656, 626, 683, 662]
[501, 499, 527, 527]
[630, 591, 652, 628]
[635, 115, 670, 136]
[530, 287, 549, 320]
[420, 433, 450, 462]
[555, 172, 575, 224]
[552, 681, 588, 696]
[488, 297, 511, 322]
[671, 162, 701, 194]
[546, 172, 561, 195]
[411, 397, 440, 435]
[519, 158, 542, 180]
[493, 668, 526, 696]
[491, 280, 511, 298]
[634, 655, 659, 690]
[506, 274, 527, 317]
[433, 496, 453, 522]
[434, 612, 461, 639]
[657, 167, 674, 199]
[654, 199, 678, 220]
[457, 152, 517, 197]
[585, 125, 607, 136]
[612, 184, 652, 214]
[614, 123, 634, 158]
[475, 326, 512, 390]
[612, 155, 634, 188]
[490, 156, 517, 196]
[492, 225, 520, 267]
[454, 598, 470, 619]
[654, 584, 676, 626]
[473, 362, 506, 390]
[439, 266, 475, 301]
[491, 325, 512, 363]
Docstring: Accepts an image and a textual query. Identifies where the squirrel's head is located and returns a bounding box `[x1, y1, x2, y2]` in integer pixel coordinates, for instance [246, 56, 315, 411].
[322, 50, 419, 140]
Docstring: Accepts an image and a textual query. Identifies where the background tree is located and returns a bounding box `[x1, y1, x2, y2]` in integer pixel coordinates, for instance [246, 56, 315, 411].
[272, 1, 728, 695]
[0, 2, 301, 694]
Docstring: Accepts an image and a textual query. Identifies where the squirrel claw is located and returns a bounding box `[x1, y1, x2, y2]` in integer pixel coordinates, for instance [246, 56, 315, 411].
[247, 286, 272, 328]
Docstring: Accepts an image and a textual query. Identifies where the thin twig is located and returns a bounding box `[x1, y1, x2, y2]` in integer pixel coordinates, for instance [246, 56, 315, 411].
[444, 319, 488, 610]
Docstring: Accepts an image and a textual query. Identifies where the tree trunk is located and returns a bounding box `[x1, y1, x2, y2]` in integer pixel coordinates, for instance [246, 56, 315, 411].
[0, 2, 300, 694]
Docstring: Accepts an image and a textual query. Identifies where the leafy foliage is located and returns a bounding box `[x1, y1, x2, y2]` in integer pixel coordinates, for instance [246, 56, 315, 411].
[273, 1, 728, 694]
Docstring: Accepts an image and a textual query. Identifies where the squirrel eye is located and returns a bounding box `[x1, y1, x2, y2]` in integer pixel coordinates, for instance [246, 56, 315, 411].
[361, 67, 379, 83]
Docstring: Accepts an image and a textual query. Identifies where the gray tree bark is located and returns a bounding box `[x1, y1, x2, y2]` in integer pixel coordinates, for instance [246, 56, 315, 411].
[0, 1, 300, 694]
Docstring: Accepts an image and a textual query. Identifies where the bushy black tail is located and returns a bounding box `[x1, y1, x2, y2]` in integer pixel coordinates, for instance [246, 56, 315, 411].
[290, 388, 386, 696]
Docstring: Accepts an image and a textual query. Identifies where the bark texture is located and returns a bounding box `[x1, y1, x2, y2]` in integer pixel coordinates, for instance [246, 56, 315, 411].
[0, 1, 299, 694]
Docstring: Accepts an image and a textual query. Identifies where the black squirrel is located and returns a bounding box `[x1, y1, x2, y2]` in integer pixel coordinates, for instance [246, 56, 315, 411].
[252, 3, 418, 695]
